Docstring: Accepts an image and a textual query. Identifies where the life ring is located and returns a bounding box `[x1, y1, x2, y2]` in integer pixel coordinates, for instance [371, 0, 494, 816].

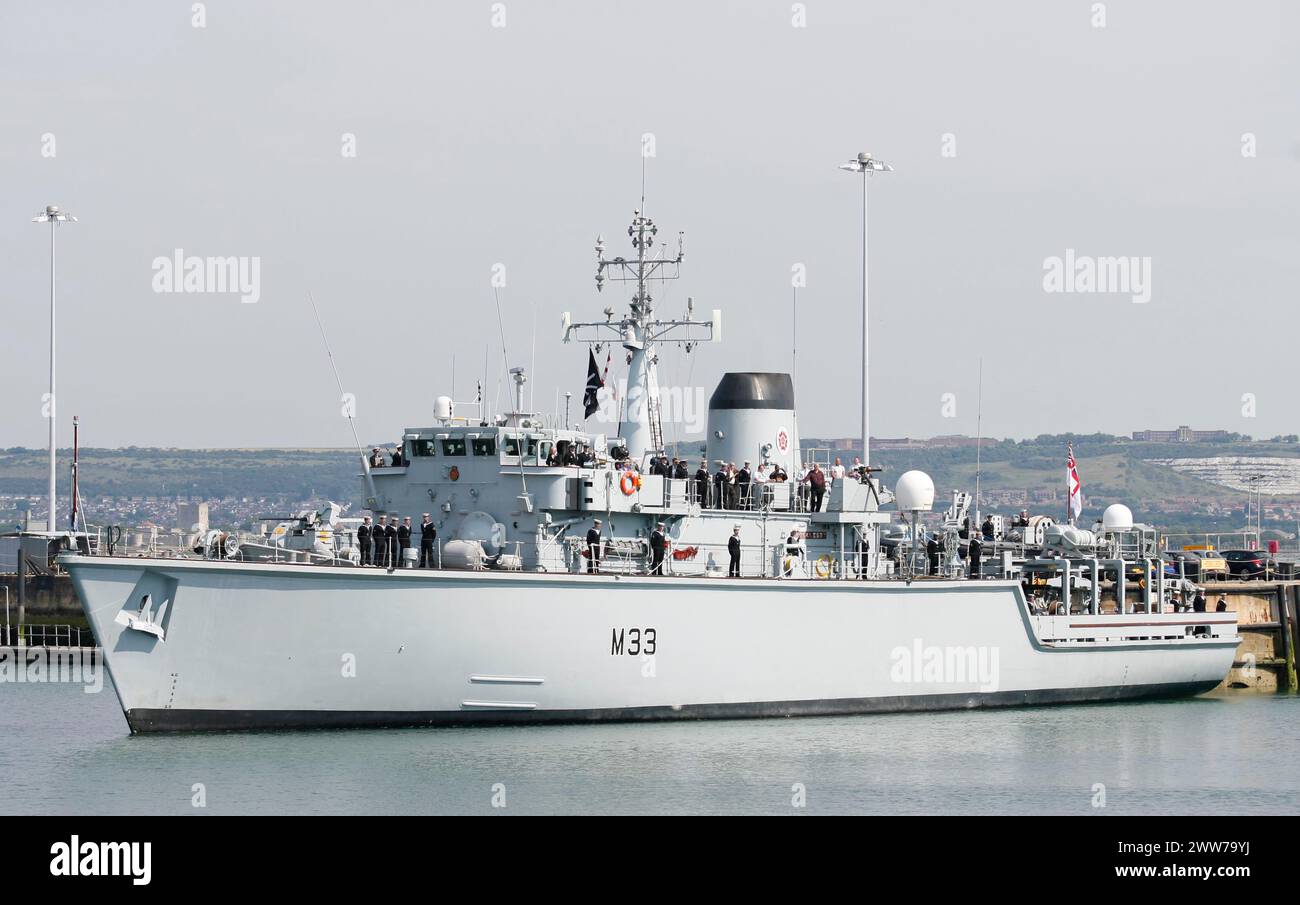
[814, 555, 834, 579]
[619, 472, 641, 496]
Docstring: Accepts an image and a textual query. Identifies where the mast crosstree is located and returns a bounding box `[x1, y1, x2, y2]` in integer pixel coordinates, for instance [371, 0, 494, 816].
[562, 208, 720, 461]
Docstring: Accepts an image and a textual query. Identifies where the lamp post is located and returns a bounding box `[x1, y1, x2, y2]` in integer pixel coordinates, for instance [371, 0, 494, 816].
[32, 205, 76, 533]
[838, 152, 892, 467]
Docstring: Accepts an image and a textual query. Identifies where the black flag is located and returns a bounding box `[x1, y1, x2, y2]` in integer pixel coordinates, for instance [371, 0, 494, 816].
[583, 348, 603, 418]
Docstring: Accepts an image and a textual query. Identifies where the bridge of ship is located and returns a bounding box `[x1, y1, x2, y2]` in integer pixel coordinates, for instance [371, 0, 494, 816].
[360, 423, 890, 575]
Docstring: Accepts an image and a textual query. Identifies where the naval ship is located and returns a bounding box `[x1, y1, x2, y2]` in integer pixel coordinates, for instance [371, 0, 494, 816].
[63, 199, 1239, 732]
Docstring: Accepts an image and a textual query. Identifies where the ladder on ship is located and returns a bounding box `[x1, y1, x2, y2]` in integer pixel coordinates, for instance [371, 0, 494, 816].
[647, 394, 664, 453]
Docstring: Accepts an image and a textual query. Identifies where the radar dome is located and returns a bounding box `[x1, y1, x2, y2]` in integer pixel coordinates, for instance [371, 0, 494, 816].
[434, 396, 454, 419]
[1101, 503, 1133, 531]
[894, 470, 935, 511]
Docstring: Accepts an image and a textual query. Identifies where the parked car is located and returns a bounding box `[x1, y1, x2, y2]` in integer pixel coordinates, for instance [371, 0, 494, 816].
[1223, 549, 1271, 579]
[1162, 551, 1202, 580]
[1191, 549, 1228, 580]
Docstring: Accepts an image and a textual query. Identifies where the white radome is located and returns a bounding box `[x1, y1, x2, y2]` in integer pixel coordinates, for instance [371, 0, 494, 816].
[894, 470, 935, 511]
[434, 395, 454, 420]
[1102, 503, 1134, 531]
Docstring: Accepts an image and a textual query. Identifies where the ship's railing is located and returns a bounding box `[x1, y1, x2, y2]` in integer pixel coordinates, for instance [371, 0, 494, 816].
[2, 623, 93, 648]
[689, 480, 800, 512]
[564, 535, 893, 580]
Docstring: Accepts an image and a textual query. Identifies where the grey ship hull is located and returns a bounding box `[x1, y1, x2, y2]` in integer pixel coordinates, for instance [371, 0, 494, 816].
[65, 556, 1238, 733]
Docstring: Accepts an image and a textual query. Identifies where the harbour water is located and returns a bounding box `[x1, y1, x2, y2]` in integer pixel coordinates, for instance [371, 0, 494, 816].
[2, 678, 1297, 815]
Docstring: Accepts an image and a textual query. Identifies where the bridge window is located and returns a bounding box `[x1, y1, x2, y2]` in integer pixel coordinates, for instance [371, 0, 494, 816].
[440, 437, 467, 456]
[472, 437, 497, 456]
[410, 439, 437, 457]
[503, 437, 538, 458]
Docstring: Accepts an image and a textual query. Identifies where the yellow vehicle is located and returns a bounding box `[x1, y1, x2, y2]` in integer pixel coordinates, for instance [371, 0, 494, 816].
[1183, 546, 1228, 580]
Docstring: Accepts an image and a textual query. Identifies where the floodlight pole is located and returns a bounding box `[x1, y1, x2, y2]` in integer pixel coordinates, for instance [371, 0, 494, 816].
[839, 153, 891, 467]
[33, 205, 76, 532]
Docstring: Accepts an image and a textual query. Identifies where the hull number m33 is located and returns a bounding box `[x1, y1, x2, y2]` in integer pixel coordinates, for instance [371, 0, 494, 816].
[611, 628, 656, 656]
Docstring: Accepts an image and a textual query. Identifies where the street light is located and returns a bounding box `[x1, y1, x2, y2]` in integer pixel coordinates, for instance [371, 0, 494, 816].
[1245, 474, 1264, 549]
[839, 152, 892, 467]
[32, 205, 76, 533]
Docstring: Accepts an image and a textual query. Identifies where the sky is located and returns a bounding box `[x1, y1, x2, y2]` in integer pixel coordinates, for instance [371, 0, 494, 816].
[1, 0, 1297, 450]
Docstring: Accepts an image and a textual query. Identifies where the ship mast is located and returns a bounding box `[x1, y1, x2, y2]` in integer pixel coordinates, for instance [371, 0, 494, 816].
[563, 202, 719, 462]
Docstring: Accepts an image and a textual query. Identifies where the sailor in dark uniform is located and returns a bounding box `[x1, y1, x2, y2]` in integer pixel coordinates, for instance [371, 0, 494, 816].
[357, 515, 373, 566]
[384, 517, 399, 569]
[649, 522, 667, 576]
[369, 447, 386, 469]
[713, 463, 727, 510]
[855, 532, 870, 579]
[419, 513, 437, 568]
[728, 525, 742, 577]
[373, 515, 388, 567]
[736, 462, 752, 509]
[398, 516, 413, 567]
[694, 462, 711, 508]
[586, 519, 603, 573]
[926, 534, 940, 575]
[968, 536, 982, 579]
[783, 528, 802, 577]
[673, 459, 689, 480]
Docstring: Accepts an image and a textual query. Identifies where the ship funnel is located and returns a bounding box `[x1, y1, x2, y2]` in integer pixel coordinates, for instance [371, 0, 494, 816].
[705, 373, 797, 471]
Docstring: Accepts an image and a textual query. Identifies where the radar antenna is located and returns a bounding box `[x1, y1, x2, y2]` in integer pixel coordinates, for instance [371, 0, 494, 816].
[561, 193, 720, 461]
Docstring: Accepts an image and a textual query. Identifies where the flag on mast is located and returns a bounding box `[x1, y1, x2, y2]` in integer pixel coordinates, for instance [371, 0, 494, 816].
[582, 348, 604, 418]
[1067, 443, 1083, 523]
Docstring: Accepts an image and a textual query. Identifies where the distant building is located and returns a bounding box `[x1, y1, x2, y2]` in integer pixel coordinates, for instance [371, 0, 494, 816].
[1132, 425, 1232, 443]
[926, 435, 982, 449]
[872, 438, 922, 450]
[177, 501, 209, 532]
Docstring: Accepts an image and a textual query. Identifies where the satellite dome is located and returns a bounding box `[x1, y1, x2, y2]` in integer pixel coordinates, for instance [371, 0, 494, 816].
[434, 395, 454, 419]
[894, 470, 935, 511]
[1101, 503, 1133, 531]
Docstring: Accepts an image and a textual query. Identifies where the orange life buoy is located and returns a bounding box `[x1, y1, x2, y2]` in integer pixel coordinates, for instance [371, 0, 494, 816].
[619, 471, 640, 496]
[449, 466, 460, 482]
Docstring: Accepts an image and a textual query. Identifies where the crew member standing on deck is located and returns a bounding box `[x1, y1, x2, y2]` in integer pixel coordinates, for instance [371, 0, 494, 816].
[649, 522, 667, 576]
[419, 513, 437, 568]
[695, 461, 711, 508]
[968, 535, 983, 579]
[384, 517, 398, 569]
[926, 534, 940, 576]
[728, 525, 742, 577]
[805, 463, 827, 513]
[736, 462, 752, 509]
[1192, 587, 1210, 636]
[373, 515, 388, 567]
[369, 447, 386, 469]
[784, 528, 803, 577]
[586, 519, 603, 573]
[357, 515, 373, 566]
[398, 517, 413, 567]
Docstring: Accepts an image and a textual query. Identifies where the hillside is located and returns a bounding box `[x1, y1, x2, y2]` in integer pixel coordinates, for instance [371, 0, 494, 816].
[3, 435, 1299, 536]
